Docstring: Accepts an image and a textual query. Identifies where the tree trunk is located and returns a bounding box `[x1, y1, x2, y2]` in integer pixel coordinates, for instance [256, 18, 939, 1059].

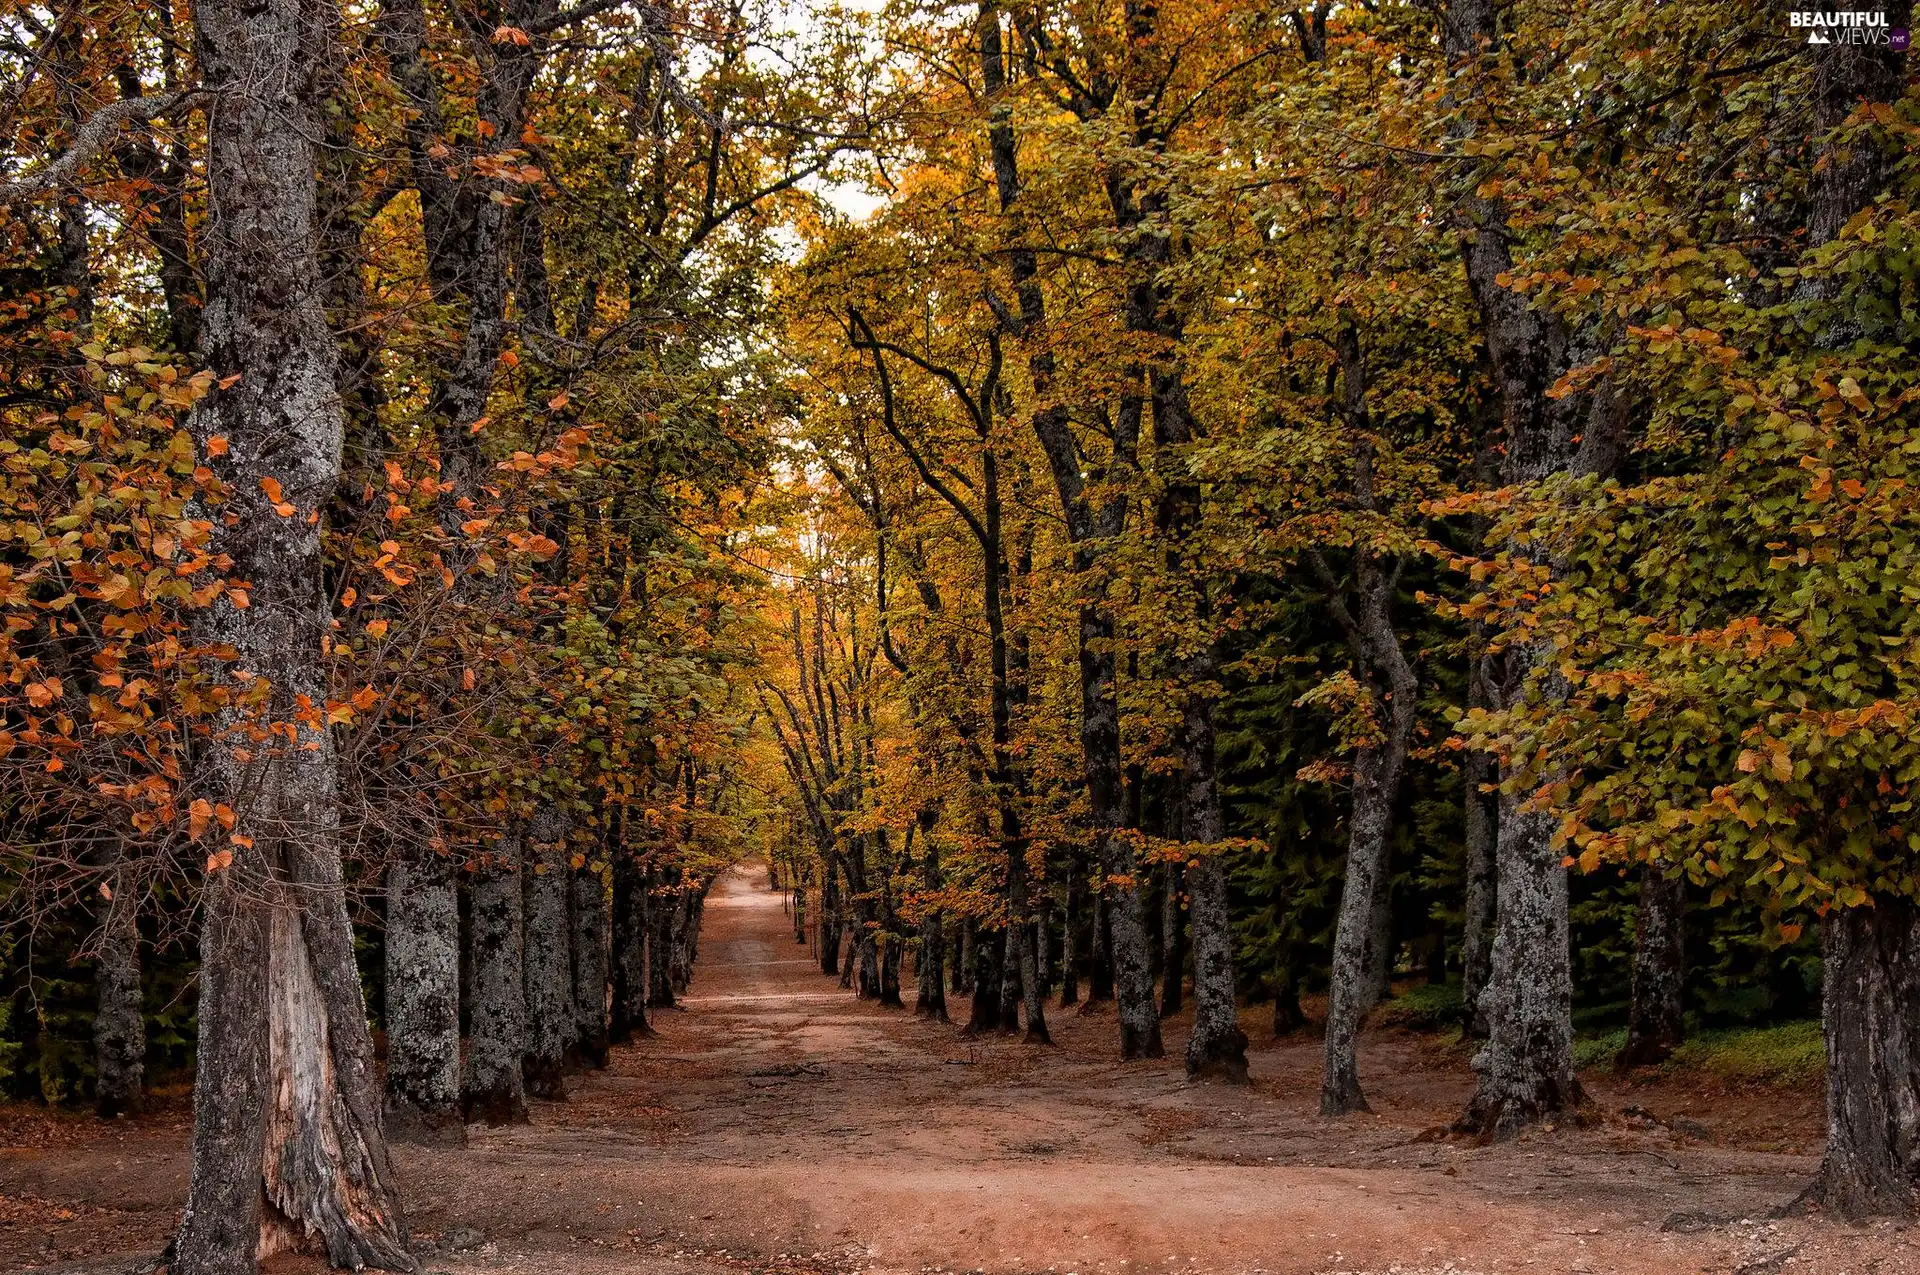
[1159, 859, 1184, 1017]
[93, 860, 144, 1119]
[818, 866, 841, 977]
[1460, 716, 1498, 1037]
[383, 858, 463, 1144]
[463, 840, 528, 1125]
[964, 925, 1003, 1034]
[915, 837, 947, 1020]
[1803, 899, 1920, 1218]
[1087, 889, 1113, 1003]
[880, 933, 903, 1007]
[1321, 745, 1396, 1113]
[521, 815, 573, 1100]
[1175, 645, 1245, 1081]
[1618, 865, 1685, 1068]
[648, 867, 677, 1009]
[1034, 901, 1051, 992]
[1015, 905, 1051, 1045]
[571, 861, 611, 1068]
[1104, 849, 1163, 1058]
[608, 854, 652, 1042]
[955, 920, 974, 994]
[1272, 970, 1305, 1035]
[1060, 862, 1080, 1007]
[1455, 768, 1581, 1139]
[173, 0, 412, 1263]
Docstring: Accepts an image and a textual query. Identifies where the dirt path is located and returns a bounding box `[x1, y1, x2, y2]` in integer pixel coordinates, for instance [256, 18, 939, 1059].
[4, 864, 1916, 1275]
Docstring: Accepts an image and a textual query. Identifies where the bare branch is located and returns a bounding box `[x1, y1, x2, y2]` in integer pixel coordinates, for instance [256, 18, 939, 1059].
[0, 90, 200, 206]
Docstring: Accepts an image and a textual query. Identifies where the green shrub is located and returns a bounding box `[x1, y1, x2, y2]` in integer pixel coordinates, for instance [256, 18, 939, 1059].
[1572, 1027, 1628, 1070]
[1375, 981, 1463, 1030]
[1668, 1021, 1824, 1087]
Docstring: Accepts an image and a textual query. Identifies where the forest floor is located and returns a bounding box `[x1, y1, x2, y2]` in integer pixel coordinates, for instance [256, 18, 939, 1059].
[3, 864, 1916, 1275]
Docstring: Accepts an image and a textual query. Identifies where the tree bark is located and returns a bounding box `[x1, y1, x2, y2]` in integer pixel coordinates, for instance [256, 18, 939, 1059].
[648, 866, 677, 1009]
[1179, 680, 1248, 1082]
[1159, 859, 1184, 1017]
[1618, 866, 1685, 1068]
[173, 0, 412, 1264]
[1087, 889, 1113, 1003]
[818, 864, 841, 977]
[608, 854, 653, 1042]
[1803, 900, 1920, 1218]
[1321, 746, 1398, 1114]
[964, 924, 1003, 1034]
[955, 919, 975, 994]
[915, 832, 948, 1020]
[521, 814, 573, 1099]
[1460, 655, 1499, 1037]
[1060, 861, 1080, 1007]
[92, 858, 144, 1119]
[1455, 757, 1581, 1139]
[383, 858, 463, 1144]
[571, 861, 611, 1068]
[463, 839, 529, 1125]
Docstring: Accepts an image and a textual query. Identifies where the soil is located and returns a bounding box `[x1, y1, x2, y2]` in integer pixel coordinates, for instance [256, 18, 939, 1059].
[4, 864, 1915, 1275]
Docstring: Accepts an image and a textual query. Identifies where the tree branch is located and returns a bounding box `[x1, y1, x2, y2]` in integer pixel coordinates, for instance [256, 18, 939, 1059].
[0, 91, 199, 205]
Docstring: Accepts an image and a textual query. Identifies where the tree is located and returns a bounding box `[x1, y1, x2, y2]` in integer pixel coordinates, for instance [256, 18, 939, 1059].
[172, 0, 412, 1264]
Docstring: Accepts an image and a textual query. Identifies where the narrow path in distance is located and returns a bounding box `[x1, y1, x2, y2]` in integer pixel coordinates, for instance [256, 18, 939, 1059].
[4, 864, 1913, 1275]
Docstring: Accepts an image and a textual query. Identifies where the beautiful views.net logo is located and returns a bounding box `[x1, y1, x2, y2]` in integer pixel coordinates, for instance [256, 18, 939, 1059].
[1788, 10, 1909, 47]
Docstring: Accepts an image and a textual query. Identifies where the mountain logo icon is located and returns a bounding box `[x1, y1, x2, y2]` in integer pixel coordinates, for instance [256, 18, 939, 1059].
[1807, 28, 1830, 42]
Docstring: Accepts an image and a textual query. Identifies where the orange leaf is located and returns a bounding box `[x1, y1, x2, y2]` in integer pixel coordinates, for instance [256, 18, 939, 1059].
[206, 435, 230, 457]
[462, 667, 477, 691]
[259, 476, 284, 502]
[25, 678, 62, 707]
[351, 685, 380, 712]
[547, 390, 570, 411]
[365, 619, 389, 638]
[189, 797, 214, 839]
[1779, 923, 1803, 944]
[206, 848, 234, 872]
[229, 833, 253, 849]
